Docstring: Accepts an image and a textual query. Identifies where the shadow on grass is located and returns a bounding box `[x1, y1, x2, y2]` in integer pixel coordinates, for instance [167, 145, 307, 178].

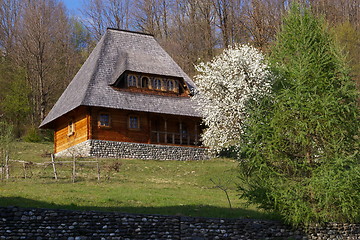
[0, 197, 281, 221]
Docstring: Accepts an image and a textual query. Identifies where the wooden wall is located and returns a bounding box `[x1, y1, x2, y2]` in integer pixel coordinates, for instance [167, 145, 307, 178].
[53, 106, 202, 153]
[91, 107, 201, 146]
[54, 106, 89, 153]
[91, 108, 151, 143]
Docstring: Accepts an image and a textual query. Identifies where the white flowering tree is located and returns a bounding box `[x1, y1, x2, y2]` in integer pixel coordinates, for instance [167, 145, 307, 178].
[193, 44, 272, 152]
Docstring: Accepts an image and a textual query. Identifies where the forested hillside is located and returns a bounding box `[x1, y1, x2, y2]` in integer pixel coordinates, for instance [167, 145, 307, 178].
[0, 0, 359, 139]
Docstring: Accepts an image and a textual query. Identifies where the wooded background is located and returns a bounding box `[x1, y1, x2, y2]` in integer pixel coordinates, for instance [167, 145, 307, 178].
[0, 0, 359, 139]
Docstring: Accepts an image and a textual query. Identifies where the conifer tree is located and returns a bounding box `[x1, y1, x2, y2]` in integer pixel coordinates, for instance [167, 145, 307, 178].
[238, 3, 360, 226]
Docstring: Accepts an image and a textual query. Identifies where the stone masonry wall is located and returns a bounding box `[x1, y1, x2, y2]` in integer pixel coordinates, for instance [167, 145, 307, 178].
[55, 140, 209, 161]
[55, 141, 92, 158]
[1, 206, 359, 240]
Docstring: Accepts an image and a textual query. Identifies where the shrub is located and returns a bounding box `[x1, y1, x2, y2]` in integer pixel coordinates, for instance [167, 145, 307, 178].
[23, 127, 42, 142]
[0, 121, 14, 155]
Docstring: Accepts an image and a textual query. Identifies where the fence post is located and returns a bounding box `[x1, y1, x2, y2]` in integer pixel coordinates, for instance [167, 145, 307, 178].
[51, 154, 58, 180]
[1, 156, 4, 180]
[96, 160, 100, 181]
[72, 156, 76, 183]
[23, 162, 27, 179]
[5, 153, 9, 180]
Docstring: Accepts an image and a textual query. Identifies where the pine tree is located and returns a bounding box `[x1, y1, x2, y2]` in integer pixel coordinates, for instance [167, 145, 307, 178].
[238, 3, 360, 227]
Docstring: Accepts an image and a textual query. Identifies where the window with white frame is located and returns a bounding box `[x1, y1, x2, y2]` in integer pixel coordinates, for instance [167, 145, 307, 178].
[128, 75, 137, 87]
[153, 78, 162, 90]
[68, 120, 75, 136]
[167, 80, 175, 91]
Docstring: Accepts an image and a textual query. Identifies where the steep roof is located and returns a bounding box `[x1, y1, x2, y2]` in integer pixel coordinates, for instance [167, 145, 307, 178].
[40, 29, 200, 129]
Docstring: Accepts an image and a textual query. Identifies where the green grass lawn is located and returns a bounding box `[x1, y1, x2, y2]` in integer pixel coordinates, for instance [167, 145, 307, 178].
[0, 141, 278, 220]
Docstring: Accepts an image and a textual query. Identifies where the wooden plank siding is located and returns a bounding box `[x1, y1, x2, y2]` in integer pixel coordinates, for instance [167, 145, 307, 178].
[91, 107, 202, 147]
[54, 107, 89, 153]
[91, 108, 151, 143]
[54, 106, 202, 153]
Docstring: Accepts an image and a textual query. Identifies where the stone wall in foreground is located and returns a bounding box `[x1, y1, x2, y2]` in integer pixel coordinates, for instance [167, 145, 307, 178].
[1, 206, 359, 240]
[55, 140, 209, 161]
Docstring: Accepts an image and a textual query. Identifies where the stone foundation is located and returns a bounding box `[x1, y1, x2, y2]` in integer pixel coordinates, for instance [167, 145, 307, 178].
[55, 140, 209, 161]
[55, 141, 92, 158]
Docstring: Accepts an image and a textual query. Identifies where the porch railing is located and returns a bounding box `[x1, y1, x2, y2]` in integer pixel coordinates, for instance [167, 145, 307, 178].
[151, 131, 200, 146]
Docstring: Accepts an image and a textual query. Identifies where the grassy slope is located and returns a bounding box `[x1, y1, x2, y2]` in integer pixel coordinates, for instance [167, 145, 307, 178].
[0, 142, 277, 220]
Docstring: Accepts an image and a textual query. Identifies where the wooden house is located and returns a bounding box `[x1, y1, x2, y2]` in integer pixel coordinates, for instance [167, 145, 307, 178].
[39, 29, 207, 160]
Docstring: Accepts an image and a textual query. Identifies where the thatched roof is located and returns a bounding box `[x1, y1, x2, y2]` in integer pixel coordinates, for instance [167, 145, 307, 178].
[40, 29, 200, 129]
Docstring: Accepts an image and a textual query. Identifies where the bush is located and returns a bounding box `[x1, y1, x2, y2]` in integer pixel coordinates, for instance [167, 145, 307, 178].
[0, 121, 14, 155]
[23, 127, 42, 142]
[41, 129, 54, 142]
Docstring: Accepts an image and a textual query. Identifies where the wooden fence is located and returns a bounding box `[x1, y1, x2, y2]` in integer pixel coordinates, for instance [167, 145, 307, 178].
[0, 154, 115, 182]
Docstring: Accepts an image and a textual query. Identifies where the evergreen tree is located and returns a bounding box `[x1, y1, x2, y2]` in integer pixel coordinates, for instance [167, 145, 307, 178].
[238, 3, 360, 227]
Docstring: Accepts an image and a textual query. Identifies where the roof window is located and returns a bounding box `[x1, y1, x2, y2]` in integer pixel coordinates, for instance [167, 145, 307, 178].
[128, 75, 137, 87]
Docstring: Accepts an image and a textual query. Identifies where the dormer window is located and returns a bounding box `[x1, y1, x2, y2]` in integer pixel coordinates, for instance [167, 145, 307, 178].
[167, 80, 174, 92]
[173, 81, 179, 93]
[128, 75, 137, 87]
[119, 73, 185, 95]
[141, 77, 149, 88]
[153, 78, 162, 90]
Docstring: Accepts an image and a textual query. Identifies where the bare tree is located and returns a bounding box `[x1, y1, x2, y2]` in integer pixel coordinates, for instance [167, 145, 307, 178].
[80, 0, 107, 40]
[106, 0, 131, 29]
[0, 0, 21, 57]
[239, 0, 285, 50]
[310, 0, 359, 29]
[212, 0, 247, 47]
[133, 0, 172, 39]
[81, 0, 133, 40]
[16, 0, 73, 123]
[160, 0, 216, 77]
